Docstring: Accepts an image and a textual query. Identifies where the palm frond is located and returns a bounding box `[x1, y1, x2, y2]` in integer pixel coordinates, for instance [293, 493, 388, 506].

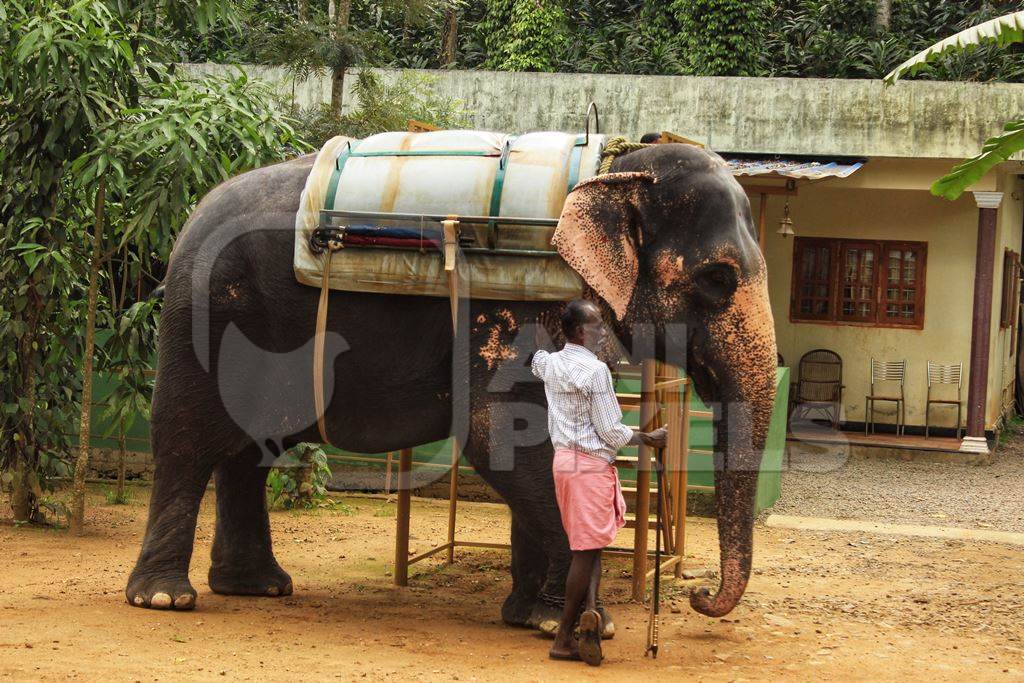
[884, 10, 1024, 83]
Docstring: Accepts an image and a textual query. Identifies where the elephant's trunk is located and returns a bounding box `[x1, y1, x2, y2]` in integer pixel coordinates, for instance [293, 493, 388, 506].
[688, 269, 777, 618]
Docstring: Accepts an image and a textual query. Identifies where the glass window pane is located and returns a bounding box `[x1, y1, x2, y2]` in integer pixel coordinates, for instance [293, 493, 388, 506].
[862, 251, 874, 282]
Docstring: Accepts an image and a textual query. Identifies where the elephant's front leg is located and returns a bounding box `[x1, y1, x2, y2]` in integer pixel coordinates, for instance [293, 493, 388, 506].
[126, 426, 217, 609]
[208, 446, 293, 597]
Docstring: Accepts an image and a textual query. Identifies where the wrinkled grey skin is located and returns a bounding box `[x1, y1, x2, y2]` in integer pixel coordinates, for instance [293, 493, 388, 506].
[125, 143, 776, 627]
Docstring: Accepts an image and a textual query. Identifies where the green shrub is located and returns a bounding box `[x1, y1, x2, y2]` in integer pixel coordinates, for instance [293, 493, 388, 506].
[266, 443, 333, 510]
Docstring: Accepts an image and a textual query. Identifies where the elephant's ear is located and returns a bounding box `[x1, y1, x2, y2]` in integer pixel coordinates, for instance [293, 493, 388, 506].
[553, 172, 656, 320]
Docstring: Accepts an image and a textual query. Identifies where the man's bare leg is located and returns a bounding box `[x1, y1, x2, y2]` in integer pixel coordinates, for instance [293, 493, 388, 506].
[586, 551, 601, 612]
[550, 549, 599, 658]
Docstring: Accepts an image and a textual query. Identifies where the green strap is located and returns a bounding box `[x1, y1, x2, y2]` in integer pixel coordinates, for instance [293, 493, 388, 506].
[323, 141, 358, 211]
[566, 134, 587, 194]
[486, 137, 516, 249]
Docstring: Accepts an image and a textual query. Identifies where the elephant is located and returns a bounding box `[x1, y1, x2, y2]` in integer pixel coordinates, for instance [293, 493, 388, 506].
[125, 140, 777, 628]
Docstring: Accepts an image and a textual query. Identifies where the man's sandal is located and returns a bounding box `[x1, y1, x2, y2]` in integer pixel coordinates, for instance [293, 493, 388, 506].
[578, 609, 603, 666]
[548, 649, 582, 661]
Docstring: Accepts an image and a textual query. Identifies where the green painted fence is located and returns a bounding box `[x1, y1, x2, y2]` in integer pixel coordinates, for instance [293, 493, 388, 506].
[87, 367, 789, 512]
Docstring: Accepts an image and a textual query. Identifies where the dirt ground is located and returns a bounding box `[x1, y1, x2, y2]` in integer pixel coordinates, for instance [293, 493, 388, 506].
[1, 486, 1023, 682]
[777, 433, 1024, 533]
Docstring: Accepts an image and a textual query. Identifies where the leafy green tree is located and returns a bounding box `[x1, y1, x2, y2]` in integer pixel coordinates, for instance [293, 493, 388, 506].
[481, 0, 569, 72]
[0, 1, 301, 527]
[558, 0, 686, 75]
[672, 0, 771, 76]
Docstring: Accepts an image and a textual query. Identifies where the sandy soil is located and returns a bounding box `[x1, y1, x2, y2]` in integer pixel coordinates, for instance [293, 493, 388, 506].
[1, 487, 1022, 682]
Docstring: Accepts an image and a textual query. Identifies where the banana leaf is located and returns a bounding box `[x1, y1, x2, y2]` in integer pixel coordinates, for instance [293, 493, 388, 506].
[884, 11, 1024, 84]
[931, 118, 1024, 200]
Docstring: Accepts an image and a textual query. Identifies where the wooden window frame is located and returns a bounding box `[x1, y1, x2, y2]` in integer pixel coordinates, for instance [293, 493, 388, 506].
[790, 237, 927, 330]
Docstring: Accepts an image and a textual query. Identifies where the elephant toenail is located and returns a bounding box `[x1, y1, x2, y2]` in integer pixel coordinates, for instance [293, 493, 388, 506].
[174, 594, 194, 609]
[151, 592, 172, 609]
[266, 586, 280, 596]
[133, 595, 145, 606]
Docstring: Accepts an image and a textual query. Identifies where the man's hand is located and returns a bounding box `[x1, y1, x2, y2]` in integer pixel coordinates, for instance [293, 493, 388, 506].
[535, 310, 555, 351]
[641, 427, 668, 449]
[629, 427, 668, 449]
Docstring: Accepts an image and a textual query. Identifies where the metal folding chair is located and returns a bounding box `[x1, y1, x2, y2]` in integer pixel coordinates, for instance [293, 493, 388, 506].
[865, 358, 907, 435]
[925, 361, 963, 439]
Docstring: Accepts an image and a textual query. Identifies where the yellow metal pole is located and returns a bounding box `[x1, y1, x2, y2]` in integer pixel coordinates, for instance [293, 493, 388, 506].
[446, 437, 459, 564]
[674, 381, 692, 577]
[394, 447, 413, 586]
[632, 359, 657, 601]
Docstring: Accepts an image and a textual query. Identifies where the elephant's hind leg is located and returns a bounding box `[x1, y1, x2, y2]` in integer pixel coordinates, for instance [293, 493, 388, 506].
[207, 446, 293, 597]
[126, 440, 216, 610]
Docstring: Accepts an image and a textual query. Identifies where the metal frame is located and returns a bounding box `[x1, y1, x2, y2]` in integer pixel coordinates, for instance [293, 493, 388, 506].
[317, 209, 561, 257]
[925, 361, 963, 439]
[866, 358, 907, 436]
[388, 360, 703, 603]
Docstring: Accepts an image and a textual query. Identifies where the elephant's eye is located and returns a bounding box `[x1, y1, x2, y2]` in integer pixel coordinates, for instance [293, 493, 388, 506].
[692, 262, 738, 305]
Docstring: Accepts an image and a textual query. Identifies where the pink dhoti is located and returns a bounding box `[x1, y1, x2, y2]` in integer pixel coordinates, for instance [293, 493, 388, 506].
[552, 448, 626, 551]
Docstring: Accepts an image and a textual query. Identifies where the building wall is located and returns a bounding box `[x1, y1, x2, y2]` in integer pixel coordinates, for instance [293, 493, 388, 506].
[761, 164, 987, 430]
[990, 172, 1024, 426]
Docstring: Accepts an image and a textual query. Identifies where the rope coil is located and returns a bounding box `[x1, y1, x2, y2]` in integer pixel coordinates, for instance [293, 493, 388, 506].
[598, 136, 651, 174]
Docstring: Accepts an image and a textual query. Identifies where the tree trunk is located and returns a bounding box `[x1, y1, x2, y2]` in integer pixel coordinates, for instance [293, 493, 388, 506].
[330, 0, 354, 116]
[10, 280, 43, 522]
[440, 7, 458, 66]
[70, 176, 107, 535]
[875, 0, 891, 32]
[10, 460, 34, 522]
[116, 417, 127, 502]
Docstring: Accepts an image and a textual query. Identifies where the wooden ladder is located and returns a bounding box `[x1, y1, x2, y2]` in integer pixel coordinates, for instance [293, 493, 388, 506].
[611, 360, 709, 601]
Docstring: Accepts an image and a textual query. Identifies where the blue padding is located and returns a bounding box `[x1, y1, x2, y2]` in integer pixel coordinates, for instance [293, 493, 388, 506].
[345, 225, 442, 239]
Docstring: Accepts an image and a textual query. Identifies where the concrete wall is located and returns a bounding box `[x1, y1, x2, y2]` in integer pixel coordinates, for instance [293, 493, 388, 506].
[184, 63, 1024, 161]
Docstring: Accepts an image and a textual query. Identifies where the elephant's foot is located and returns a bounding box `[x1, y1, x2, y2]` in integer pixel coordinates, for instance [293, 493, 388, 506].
[208, 561, 293, 597]
[500, 587, 538, 627]
[126, 569, 197, 610]
[532, 595, 616, 640]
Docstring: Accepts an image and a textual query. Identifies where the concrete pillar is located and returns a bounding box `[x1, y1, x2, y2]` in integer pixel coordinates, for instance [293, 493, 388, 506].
[961, 191, 1003, 454]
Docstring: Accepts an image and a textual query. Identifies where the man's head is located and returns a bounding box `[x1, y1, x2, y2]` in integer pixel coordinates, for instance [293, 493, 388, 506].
[561, 299, 607, 352]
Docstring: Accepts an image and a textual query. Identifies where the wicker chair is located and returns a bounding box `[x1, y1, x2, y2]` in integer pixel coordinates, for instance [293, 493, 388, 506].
[925, 361, 963, 439]
[792, 349, 844, 429]
[865, 359, 907, 436]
